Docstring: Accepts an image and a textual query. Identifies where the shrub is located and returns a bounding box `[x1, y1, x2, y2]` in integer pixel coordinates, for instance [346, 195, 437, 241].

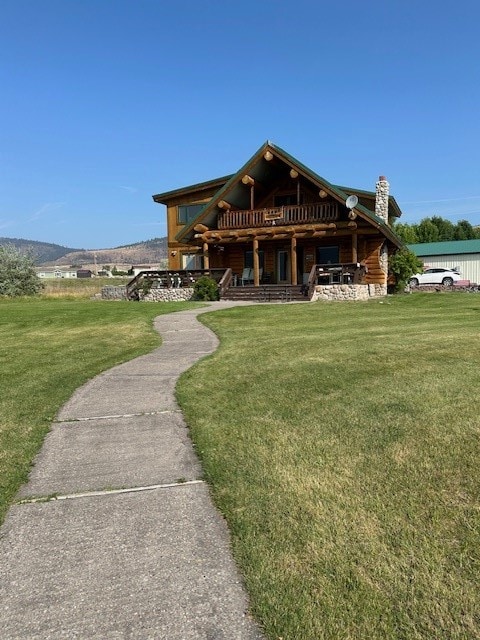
[193, 276, 219, 301]
[141, 277, 153, 295]
[0, 245, 44, 297]
[388, 248, 423, 293]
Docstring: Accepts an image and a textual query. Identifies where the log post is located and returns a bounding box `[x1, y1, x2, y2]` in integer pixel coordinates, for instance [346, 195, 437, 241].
[203, 242, 209, 270]
[352, 232, 358, 263]
[291, 235, 297, 286]
[253, 238, 260, 286]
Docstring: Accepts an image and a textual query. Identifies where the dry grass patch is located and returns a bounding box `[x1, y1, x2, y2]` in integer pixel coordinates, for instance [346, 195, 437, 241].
[41, 277, 129, 298]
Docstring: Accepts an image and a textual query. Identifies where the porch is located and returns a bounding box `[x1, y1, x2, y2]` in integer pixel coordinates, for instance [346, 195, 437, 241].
[125, 263, 368, 302]
[194, 202, 366, 287]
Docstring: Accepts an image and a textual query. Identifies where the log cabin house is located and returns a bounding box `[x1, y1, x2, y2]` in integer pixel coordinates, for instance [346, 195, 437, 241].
[149, 141, 404, 302]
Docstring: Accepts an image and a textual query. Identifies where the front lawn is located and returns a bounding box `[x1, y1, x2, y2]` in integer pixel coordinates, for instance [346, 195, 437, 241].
[177, 294, 480, 640]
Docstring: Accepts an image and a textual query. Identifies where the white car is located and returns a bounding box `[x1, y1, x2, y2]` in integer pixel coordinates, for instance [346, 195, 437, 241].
[409, 267, 461, 287]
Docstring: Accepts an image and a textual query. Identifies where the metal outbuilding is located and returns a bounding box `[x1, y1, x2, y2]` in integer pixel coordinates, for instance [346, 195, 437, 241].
[408, 239, 480, 285]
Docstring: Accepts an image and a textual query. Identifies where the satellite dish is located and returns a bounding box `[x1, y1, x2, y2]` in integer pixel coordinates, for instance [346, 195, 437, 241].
[346, 195, 358, 210]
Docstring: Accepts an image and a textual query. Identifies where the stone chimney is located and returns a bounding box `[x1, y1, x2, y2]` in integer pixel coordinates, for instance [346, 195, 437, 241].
[375, 175, 390, 224]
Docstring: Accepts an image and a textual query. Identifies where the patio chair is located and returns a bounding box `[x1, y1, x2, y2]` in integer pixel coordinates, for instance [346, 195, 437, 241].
[240, 268, 253, 285]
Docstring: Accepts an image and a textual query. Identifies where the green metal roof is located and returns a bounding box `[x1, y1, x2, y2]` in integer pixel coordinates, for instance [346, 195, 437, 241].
[152, 174, 233, 203]
[407, 239, 480, 256]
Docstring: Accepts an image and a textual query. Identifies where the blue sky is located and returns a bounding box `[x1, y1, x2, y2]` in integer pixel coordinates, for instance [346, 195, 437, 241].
[1, 0, 480, 249]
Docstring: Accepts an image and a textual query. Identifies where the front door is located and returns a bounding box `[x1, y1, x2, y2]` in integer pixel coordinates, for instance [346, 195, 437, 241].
[277, 250, 290, 283]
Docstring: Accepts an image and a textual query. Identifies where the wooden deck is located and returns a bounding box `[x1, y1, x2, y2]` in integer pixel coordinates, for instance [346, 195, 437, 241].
[217, 202, 339, 229]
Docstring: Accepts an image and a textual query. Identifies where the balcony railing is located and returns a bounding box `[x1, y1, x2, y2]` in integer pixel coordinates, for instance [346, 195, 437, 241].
[217, 202, 339, 229]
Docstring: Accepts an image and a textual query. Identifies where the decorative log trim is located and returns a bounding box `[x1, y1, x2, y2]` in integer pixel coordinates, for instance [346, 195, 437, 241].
[242, 175, 255, 185]
[194, 223, 209, 232]
[264, 150, 273, 161]
[218, 200, 231, 210]
[200, 222, 336, 241]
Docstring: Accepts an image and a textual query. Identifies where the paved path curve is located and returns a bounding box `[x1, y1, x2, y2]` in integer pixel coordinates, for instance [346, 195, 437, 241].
[0, 302, 264, 639]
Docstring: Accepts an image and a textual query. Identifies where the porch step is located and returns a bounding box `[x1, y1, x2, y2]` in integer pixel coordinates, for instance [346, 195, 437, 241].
[222, 285, 308, 302]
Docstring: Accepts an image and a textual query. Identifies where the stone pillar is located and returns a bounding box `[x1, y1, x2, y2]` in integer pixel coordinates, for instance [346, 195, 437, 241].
[375, 176, 389, 224]
[375, 176, 389, 286]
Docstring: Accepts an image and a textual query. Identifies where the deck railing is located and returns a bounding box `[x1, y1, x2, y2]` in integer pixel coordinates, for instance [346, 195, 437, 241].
[126, 269, 228, 300]
[217, 202, 339, 229]
[307, 263, 366, 296]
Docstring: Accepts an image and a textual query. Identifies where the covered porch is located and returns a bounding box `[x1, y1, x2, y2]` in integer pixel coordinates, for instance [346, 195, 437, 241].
[197, 217, 368, 288]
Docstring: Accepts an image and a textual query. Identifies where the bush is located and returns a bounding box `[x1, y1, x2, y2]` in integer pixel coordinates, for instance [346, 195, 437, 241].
[0, 245, 44, 297]
[193, 276, 219, 301]
[141, 278, 153, 295]
[388, 248, 423, 293]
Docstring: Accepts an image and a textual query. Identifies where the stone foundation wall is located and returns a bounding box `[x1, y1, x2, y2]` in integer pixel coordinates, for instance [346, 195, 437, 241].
[311, 283, 387, 302]
[100, 285, 195, 301]
[141, 288, 195, 302]
[101, 285, 127, 300]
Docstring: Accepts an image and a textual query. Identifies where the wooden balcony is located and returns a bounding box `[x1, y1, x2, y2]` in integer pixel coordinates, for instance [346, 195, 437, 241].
[217, 202, 339, 230]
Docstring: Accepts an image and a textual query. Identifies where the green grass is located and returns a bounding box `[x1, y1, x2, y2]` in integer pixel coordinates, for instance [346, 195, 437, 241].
[0, 297, 200, 524]
[177, 294, 480, 640]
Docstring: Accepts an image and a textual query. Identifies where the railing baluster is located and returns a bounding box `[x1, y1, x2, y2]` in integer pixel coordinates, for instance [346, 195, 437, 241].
[215, 202, 339, 229]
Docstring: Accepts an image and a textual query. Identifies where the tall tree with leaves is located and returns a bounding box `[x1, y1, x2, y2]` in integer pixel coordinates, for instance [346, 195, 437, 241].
[454, 219, 476, 240]
[392, 222, 419, 244]
[0, 245, 44, 296]
[416, 219, 441, 243]
[430, 216, 455, 241]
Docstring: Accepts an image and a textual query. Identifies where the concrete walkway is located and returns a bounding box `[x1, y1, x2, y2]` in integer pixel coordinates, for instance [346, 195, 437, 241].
[0, 302, 264, 639]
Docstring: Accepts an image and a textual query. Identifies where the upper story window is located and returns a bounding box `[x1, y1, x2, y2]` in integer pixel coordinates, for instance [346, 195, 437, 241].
[178, 203, 205, 224]
[274, 193, 303, 206]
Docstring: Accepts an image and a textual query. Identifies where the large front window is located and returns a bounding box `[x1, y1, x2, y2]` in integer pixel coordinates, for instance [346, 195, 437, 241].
[182, 252, 203, 269]
[244, 250, 265, 270]
[316, 246, 339, 264]
[178, 203, 204, 225]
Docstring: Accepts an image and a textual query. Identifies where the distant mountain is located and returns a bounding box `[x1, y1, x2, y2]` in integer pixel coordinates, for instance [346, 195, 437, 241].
[0, 237, 82, 264]
[0, 236, 168, 268]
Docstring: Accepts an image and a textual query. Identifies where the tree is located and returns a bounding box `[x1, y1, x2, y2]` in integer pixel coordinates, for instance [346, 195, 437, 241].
[430, 216, 455, 241]
[392, 222, 418, 244]
[454, 219, 476, 240]
[388, 248, 423, 293]
[416, 219, 440, 243]
[0, 245, 44, 296]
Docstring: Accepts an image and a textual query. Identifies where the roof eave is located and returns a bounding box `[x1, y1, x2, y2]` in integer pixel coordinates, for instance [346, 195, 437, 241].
[152, 174, 233, 204]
